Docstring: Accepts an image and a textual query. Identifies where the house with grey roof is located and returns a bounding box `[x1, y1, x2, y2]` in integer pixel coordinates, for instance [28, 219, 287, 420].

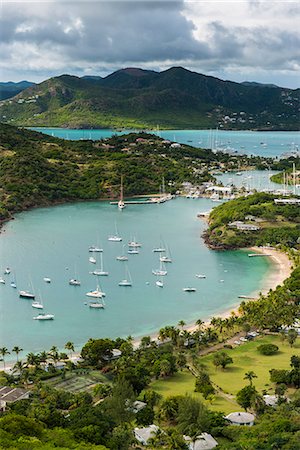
[134, 424, 160, 445]
[225, 412, 255, 426]
[0, 386, 30, 412]
[184, 432, 218, 449]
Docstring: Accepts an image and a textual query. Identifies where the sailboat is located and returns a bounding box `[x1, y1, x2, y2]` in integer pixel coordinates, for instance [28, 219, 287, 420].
[4, 267, 11, 275]
[89, 245, 103, 253]
[116, 244, 128, 261]
[128, 237, 142, 247]
[69, 264, 81, 286]
[152, 259, 167, 276]
[160, 246, 172, 263]
[19, 290, 35, 299]
[91, 253, 109, 276]
[33, 313, 54, 320]
[118, 264, 132, 286]
[108, 222, 122, 242]
[89, 298, 105, 309]
[155, 279, 164, 288]
[89, 256, 97, 264]
[0, 278, 5, 284]
[86, 283, 106, 298]
[32, 292, 44, 309]
[118, 176, 125, 210]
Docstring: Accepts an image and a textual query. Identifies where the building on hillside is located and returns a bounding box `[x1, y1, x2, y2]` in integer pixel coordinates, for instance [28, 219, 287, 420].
[184, 432, 218, 449]
[263, 394, 280, 407]
[0, 386, 30, 412]
[274, 198, 300, 205]
[228, 221, 260, 231]
[134, 425, 160, 445]
[225, 412, 255, 426]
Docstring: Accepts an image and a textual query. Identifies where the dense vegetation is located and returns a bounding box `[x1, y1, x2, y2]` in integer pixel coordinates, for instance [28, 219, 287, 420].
[0, 123, 221, 223]
[1, 67, 299, 130]
[206, 192, 300, 250]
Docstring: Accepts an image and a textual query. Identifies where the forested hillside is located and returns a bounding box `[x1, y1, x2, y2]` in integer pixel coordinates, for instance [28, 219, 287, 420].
[1, 67, 299, 130]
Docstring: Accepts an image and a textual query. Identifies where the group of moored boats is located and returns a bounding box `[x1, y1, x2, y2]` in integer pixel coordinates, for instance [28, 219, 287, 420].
[1, 228, 209, 315]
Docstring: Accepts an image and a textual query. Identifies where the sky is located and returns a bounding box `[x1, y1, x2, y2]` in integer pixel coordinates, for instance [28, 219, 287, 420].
[0, 0, 299, 88]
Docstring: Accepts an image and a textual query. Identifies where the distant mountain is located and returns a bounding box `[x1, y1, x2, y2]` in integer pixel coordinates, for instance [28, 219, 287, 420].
[0, 67, 299, 130]
[241, 81, 279, 88]
[0, 81, 35, 101]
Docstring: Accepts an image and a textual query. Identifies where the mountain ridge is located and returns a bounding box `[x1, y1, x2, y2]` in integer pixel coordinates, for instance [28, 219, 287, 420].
[0, 67, 299, 130]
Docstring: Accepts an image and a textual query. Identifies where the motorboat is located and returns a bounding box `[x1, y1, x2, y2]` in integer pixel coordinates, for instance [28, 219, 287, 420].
[183, 287, 196, 292]
[43, 277, 51, 283]
[196, 274, 206, 279]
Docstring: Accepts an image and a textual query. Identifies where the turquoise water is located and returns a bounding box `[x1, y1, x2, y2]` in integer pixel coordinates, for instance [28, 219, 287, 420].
[30, 127, 299, 158]
[0, 198, 271, 355]
[216, 170, 297, 193]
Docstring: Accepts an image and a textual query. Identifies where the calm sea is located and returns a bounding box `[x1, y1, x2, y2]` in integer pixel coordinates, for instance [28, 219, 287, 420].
[0, 198, 271, 355]
[30, 127, 299, 158]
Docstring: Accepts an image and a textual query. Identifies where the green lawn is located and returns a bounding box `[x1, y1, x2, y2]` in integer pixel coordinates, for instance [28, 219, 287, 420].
[151, 370, 239, 414]
[200, 335, 299, 396]
[150, 335, 299, 414]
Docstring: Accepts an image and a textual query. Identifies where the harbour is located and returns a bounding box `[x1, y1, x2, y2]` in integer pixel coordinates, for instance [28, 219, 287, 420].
[0, 197, 271, 355]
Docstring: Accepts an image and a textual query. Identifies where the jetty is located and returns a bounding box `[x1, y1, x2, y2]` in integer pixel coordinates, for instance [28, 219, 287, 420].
[238, 295, 257, 299]
[110, 194, 173, 206]
[248, 253, 272, 257]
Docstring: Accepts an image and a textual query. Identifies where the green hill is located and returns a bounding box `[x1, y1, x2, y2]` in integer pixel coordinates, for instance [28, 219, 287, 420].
[0, 123, 220, 223]
[1, 67, 299, 130]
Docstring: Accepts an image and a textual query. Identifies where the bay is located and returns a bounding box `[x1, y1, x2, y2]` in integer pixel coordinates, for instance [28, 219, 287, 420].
[30, 127, 299, 158]
[0, 198, 271, 355]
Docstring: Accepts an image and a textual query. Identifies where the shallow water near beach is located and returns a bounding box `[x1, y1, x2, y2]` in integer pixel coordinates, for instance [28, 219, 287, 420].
[0, 198, 271, 354]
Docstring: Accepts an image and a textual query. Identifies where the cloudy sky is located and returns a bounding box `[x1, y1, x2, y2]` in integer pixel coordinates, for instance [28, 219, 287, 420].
[0, 0, 299, 88]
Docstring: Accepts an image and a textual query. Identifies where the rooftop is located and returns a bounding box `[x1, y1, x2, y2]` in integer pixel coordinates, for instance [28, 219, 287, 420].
[184, 432, 218, 449]
[0, 386, 30, 403]
[225, 412, 255, 424]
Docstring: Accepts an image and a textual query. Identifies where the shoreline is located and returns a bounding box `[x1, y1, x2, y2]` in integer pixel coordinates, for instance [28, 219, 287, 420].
[1, 246, 293, 372]
[133, 246, 293, 344]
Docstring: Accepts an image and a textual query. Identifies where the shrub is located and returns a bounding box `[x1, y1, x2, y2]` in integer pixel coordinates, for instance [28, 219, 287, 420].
[257, 344, 279, 355]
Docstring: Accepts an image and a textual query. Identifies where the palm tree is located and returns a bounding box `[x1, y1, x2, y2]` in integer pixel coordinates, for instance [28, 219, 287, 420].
[244, 370, 257, 386]
[26, 352, 40, 369]
[178, 320, 186, 330]
[64, 341, 75, 359]
[12, 346, 23, 362]
[12, 360, 26, 377]
[195, 319, 204, 331]
[0, 347, 10, 371]
[39, 351, 48, 370]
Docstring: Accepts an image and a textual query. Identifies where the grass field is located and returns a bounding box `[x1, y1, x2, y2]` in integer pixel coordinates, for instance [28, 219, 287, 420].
[44, 370, 110, 393]
[151, 335, 299, 414]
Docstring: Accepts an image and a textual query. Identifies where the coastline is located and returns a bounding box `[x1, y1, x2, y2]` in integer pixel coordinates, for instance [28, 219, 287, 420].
[1, 247, 293, 372]
[133, 246, 293, 345]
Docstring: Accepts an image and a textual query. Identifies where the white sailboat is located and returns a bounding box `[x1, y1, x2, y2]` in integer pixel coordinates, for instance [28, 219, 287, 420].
[86, 284, 106, 298]
[89, 299, 105, 309]
[69, 264, 81, 286]
[19, 290, 35, 299]
[32, 292, 44, 309]
[4, 267, 11, 275]
[108, 222, 122, 241]
[128, 247, 139, 254]
[33, 313, 54, 320]
[196, 274, 206, 279]
[89, 245, 103, 253]
[153, 246, 166, 253]
[89, 256, 97, 264]
[152, 258, 167, 276]
[118, 265, 132, 286]
[91, 253, 109, 276]
[0, 278, 5, 284]
[116, 244, 128, 261]
[128, 237, 142, 247]
[156, 279, 164, 288]
[118, 175, 125, 210]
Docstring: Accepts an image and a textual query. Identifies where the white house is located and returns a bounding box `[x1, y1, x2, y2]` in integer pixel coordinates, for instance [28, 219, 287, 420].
[134, 425, 160, 445]
[184, 432, 218, 449]
[225, 412, 255, 426]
